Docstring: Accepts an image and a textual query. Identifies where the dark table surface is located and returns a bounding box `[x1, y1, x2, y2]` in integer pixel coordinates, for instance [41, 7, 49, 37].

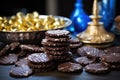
[0, 65, 120, 80]
[0, 35, 120, 80]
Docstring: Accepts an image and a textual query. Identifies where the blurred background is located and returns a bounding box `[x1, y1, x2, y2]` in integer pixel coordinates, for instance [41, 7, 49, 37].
[0, 0, 119, 17]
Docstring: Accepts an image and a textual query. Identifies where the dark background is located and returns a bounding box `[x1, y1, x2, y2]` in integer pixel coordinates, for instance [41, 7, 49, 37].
[0, 0, 119, 17]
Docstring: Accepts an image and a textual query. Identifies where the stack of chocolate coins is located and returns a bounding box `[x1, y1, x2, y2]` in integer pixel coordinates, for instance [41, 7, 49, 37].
[27, 53, 54, 72]
[42, 30, 73, 63]
[69, 38, 82, 53]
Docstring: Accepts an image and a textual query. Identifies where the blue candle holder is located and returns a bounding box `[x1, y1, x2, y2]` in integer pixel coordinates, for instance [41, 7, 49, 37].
[100, 0, 116, 31]
[67, 0, 90, 36]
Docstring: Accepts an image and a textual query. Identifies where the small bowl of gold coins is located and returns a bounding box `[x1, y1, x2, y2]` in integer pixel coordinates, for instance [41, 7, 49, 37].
[0, 11, 72, 44]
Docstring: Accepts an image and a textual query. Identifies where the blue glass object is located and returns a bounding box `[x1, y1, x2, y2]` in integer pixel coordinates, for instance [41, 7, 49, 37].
[67, 0, 90, 35]
[109, 0, 116, 18]
[100, 0, 116, 31]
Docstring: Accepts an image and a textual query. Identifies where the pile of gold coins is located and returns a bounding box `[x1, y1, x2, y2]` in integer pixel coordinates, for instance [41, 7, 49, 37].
[0, 11, 65, 32]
